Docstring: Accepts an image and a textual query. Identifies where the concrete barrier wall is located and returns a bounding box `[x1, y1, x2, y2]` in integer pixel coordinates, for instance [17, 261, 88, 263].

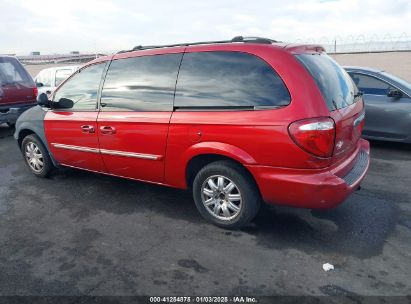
[332, 51, 411, 82]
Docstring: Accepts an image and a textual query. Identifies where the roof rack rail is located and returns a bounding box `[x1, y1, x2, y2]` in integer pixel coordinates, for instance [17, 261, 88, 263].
[117, 36, 278, 54]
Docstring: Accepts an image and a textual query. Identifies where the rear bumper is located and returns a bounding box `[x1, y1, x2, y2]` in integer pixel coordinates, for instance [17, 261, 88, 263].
[246, 139, 370, 209]
[0, 105, 35, 124]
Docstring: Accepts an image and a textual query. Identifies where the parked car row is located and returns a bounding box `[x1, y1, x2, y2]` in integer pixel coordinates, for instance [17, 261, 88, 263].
[0, 58, 79, 125]
[345, 66, 411, 143]
[35, 65, 80, 96]
[0, 56, 37, 126]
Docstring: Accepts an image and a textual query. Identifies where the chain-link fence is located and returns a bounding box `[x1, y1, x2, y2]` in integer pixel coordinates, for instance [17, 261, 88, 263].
[288, 32, 411, 54]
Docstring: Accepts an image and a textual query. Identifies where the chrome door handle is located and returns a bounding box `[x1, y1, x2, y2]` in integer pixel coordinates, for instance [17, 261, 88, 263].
[81, 125, 95, 133]
[100, 126, 116, 135]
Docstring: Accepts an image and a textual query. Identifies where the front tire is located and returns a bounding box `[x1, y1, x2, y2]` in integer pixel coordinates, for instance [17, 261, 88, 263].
[21, 134, 53, 178]
[192, 160, 260, 229]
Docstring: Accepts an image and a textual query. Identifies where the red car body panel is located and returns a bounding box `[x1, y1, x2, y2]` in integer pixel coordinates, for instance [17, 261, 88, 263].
[247, 139, 369, 208]
[97, 111, 170, 183]
[40, 42, 370, 209]
[44, 111, 106, 172]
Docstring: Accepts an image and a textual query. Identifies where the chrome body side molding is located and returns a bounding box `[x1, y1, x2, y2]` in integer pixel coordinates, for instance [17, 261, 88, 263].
[51, 143, 161, 160]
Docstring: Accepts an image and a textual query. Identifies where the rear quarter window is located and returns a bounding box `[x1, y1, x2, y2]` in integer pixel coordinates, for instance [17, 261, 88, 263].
[296, 53, 357, 111]
[174, 51, 291, 109]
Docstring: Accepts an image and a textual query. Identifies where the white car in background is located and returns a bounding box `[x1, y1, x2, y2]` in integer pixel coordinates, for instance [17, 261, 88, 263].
[34, 65, 80, 95]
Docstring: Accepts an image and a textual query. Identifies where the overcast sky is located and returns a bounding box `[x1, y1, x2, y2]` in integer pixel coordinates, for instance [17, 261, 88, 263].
[1, 0, 410, 55]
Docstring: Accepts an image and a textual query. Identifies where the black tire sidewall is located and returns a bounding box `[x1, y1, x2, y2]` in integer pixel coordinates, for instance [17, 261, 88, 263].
[21, 134, 52, 178]
[193, 161, 260, 229]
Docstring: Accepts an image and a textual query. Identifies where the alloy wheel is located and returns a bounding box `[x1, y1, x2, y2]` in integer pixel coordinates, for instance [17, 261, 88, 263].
[201, 175, 242, 221]
[25, 142, 44, 173]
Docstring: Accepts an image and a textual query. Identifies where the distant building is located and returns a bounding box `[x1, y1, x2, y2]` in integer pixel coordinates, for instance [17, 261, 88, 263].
[17, 52, 106, 64]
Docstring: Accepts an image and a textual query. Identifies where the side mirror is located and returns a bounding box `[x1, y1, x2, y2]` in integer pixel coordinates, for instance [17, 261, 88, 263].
[36, 82, 44, 88]
[54, 98, 74, 109]
[387, 88, 403, 98]
[37, 93, 51, 107]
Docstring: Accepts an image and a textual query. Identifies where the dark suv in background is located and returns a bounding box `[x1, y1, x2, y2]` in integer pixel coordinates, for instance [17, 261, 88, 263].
[0, 56, 37, 126]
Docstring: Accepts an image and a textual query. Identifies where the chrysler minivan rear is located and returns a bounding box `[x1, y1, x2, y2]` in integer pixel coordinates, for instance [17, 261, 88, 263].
[248, 50, 369, 209]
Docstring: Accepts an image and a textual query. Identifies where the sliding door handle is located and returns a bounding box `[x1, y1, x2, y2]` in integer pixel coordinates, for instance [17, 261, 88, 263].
[100, 126, 116, 135]
[80, 125, 95, 133]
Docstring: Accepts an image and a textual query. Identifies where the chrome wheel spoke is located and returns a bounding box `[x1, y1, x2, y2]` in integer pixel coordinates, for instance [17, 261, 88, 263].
[221, 205, 231, 217]
[227, 202, 240, 212]
[207, 179, 218, 191]
[228, 193, 241, 201]
[223, 182, 235, 193]
[217, 176, 224, 190]
[204, 198, 216, 207]
[213, 204, 221, 215]
[203, 188, 214, 197]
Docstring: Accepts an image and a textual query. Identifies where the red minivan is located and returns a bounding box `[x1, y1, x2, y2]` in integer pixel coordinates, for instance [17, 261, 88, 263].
[0, 56, 37, 125]
[14, 37, 369, 228]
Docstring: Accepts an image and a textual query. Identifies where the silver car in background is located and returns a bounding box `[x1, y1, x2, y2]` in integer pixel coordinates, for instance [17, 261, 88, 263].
[34, 65, 80, 95]
[345, 66, 411, 143]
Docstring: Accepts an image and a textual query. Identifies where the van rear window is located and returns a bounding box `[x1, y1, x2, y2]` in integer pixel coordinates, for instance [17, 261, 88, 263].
[0, 57, 32, 84]
[296, 53, 357, 111]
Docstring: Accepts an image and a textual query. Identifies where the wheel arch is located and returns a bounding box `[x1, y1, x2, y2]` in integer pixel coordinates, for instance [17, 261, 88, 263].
[17, 127, 58, 167]
[185, 153, 260, 197]
[172, 142, 257, 188]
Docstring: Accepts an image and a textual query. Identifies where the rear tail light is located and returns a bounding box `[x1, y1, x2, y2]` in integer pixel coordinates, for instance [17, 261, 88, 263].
[33, 87, 38, 98]
[356, 111, 365, 133]
[288, 117, 336, 158]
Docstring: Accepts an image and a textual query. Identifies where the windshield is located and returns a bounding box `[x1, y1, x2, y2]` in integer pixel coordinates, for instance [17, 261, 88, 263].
[296, 53, 358, 111]
[0, 57, 32, 85]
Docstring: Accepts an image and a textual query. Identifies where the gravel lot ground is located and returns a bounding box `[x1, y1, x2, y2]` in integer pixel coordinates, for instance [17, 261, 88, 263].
[0, 123, 410, 297]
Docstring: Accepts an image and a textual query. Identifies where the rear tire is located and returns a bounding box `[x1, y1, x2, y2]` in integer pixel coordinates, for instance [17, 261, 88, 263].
[21, 134, 53, 178]
[192, 160, 260, 229]
[6, 122, 15, 128]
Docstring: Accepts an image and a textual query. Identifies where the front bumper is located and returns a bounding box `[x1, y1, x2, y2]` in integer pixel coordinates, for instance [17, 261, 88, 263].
[246, 139, 370, 209]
